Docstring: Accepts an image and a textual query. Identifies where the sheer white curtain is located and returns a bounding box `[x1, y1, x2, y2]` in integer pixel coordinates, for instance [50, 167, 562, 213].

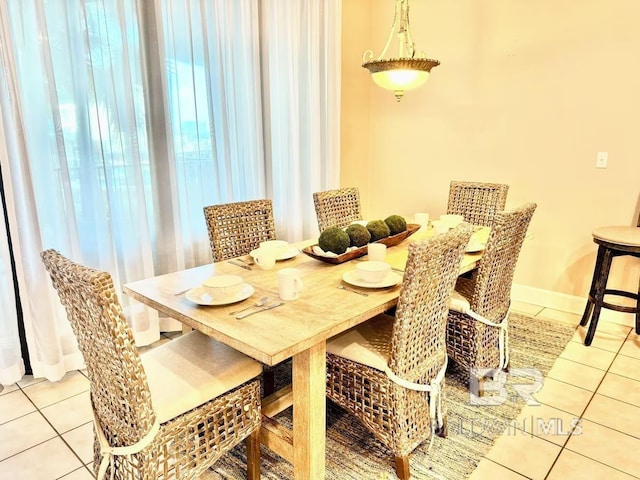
[262, 0, 341, 240]
[0, 0, 161, 385]
[160, 0, 341, 241]
[158, 0, 267, 266]
[0, 156, 24, 385]
[0, 18, 24, 384]
[0, 0, 341, 385]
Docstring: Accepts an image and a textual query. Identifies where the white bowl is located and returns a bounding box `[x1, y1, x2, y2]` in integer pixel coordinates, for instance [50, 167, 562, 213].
[203, 275, 244, 300]
[439, 214, 464, 228]
[356, 261, 391, 283]
[259, 240, 289, 256]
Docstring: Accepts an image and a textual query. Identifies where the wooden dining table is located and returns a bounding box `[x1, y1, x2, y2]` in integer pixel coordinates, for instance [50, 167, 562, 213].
[123, 225, 489, 479]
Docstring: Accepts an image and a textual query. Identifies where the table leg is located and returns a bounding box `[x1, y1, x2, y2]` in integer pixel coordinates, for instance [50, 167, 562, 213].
[293, 342, 326, 480]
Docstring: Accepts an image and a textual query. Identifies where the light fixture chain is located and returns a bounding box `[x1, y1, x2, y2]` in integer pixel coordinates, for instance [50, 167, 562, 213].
[398, 0, 415, 58]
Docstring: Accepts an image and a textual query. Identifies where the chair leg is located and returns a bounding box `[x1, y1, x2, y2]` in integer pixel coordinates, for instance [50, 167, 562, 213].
[435, 416, 448, 438]
[474, 375, 486, 397]
[394, 455, 410, 480]
[585, 248, 613, 346]
[246, 429, 260, 480]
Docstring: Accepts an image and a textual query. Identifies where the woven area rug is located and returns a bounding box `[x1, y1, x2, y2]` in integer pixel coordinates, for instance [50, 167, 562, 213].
[206, 312, 576, 480]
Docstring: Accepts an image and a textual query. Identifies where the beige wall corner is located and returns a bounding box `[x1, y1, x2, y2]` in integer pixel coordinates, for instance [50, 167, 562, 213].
[340, 0, 372, 216]
[341, 0, 640, 303]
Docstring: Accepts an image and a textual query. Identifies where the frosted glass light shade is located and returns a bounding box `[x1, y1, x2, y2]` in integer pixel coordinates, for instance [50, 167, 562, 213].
[363, 58, 439, 101]
[371, 69, 429, 91]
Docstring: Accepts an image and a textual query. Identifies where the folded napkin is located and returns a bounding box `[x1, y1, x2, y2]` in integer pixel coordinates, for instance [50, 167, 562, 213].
[312, 246, 338, 257]
[312, 245, 359, 258]
[465, 239, 486, 252]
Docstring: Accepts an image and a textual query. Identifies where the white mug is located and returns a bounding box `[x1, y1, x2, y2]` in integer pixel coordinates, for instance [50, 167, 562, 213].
[368, 243, 387, 262]
[414, 212, 430, 226]
[278, 268, 303, 301]
[253, 248, 277, 270]
[431, 220, 449, 234]
[439, 214, 464, 228]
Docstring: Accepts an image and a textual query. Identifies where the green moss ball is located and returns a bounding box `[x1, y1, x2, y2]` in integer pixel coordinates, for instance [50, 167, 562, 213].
[318, 227, 351, 254]
[345, 224, 371, 247]
[384, 215, 407, 235]
[366, 219, 391, 242]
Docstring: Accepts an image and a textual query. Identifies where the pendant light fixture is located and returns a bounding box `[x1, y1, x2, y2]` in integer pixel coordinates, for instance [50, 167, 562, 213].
[362, 0, 439, 102]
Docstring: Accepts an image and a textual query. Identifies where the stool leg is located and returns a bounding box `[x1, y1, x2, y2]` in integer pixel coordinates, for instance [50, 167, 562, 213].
[636, 277, 640, 335]
[585, 248, 613, 346]
[580, 299, 594, 328]
[580, 246, 606, 327]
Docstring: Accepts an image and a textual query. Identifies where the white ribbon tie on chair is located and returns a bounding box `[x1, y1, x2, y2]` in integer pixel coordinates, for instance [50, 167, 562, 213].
[383, 357, 448, 450]
[449, 293, 510, 370]
[467, 309, 510, 370]
[94, 409, 160, 480]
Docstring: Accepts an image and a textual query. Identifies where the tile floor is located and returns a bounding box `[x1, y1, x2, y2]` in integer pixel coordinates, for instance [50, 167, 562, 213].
[468, 303, 640, 480]
[1, 303, 638, 479]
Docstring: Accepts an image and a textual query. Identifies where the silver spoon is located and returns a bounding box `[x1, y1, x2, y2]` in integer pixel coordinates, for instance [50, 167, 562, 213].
[172, 286, 194, 296]
[229, 296, 269, 315]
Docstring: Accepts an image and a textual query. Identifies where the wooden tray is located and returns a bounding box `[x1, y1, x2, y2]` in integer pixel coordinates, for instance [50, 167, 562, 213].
[302, 223, 420, 264]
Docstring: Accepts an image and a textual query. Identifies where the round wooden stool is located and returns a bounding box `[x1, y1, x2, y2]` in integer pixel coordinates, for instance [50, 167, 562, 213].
[579, 225, 640, 345]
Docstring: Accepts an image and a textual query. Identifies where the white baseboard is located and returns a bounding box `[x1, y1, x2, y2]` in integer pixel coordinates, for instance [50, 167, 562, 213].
[511, 284, 587, 315]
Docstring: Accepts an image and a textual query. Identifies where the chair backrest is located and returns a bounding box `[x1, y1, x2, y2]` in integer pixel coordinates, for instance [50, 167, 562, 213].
[203, 199, 276, 262]
[41, 249, 155, 447]
[389, 223, 472, 381]
[447, 181, 509, 227]
[469, 203, 537, 321]
[313, 187, 362, 232]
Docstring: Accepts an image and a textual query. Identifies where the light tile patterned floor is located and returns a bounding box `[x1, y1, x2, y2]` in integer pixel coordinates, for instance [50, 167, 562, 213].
[1, 304, 638, 479]
[469, 306, 640, 480]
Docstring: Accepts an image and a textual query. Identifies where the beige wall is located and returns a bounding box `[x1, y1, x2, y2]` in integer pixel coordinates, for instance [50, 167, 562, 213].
[341, 0, 640, 306]
[340, 0, 372, 208]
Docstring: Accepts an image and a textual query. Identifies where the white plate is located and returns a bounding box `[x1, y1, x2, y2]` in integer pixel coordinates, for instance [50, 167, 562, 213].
[465, 240, 486, 253]
[250, 247, 299, 261]
[342, 270, 402, 289]
[185, 283, 255, 306]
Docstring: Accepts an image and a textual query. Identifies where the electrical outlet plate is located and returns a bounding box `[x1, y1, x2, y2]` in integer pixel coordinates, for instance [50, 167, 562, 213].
[596, 152, 608, 168]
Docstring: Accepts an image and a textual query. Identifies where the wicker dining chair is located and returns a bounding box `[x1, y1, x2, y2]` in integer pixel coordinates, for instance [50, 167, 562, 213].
[446, 203, 537, 386]
[326, 224, 472, 480]
[41, 249, 262, 480]
[203, 199, 284, 396]
[313, 186, 362, 232]
[447, 180, 509, 227]
[203, 199, 276, 262]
